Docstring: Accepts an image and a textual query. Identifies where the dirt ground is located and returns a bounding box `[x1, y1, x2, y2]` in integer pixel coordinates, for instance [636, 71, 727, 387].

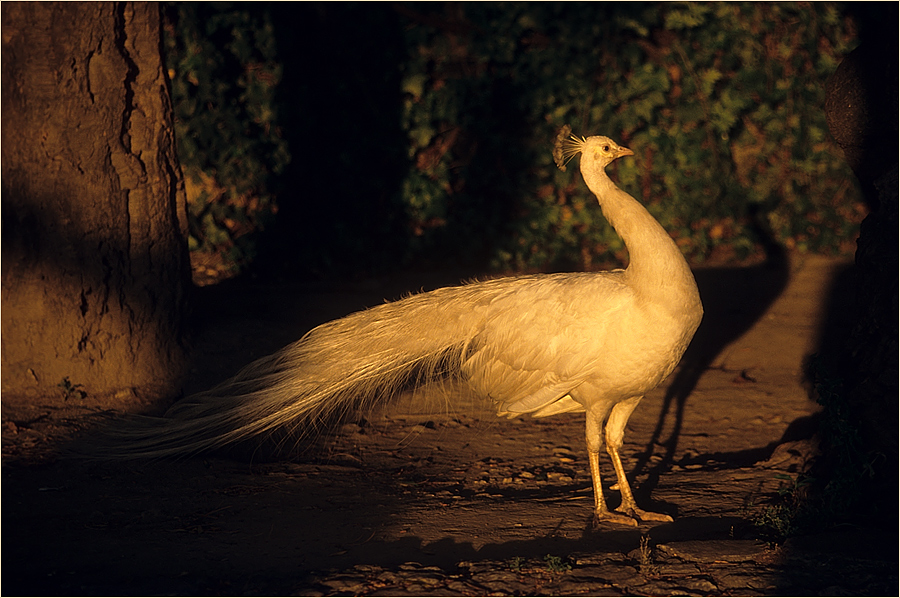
[3, 254, 896, 596]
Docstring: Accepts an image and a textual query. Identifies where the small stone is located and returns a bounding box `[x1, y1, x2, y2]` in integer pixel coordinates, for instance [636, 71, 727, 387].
[471, 570, 519, 584]
[678, 577, 719, 593]
[319, 577, 367, 593]
[445, 579, 476, 592]
[656, 540, 768, 563]
[714, 571, 778, 591]
[556, 578, 620, 595]
[656, 563, 701, 576]
[575, 563, 642, 586]
[339, 423, 363, 435]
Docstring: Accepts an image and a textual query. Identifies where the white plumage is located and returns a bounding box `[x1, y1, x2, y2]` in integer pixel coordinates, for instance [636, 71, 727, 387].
[107, 132, 703, 526]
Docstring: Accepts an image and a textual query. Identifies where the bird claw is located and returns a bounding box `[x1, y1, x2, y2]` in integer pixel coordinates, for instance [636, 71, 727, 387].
[616, 506, 673, 523]
[594, 509, 639, 527]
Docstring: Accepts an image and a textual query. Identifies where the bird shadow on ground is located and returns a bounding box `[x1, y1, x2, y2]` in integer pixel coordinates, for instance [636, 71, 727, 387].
[632, 247, 860, 509]
[632, 236, 791, 487]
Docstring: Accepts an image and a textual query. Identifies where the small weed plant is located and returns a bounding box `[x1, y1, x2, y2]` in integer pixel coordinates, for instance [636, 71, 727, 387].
[507, 556, 525, 573]
[57, 377, 87, 401]
[543, 554, 572, 573]
[638, 534, 659, 576]
[746, 472, 813, 541]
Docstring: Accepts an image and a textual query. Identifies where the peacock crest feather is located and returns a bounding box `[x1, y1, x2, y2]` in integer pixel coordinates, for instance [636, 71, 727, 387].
[552, 124, 587, 171]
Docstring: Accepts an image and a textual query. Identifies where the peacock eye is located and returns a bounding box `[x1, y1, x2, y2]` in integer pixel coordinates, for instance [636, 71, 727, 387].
[601, 145, 610, 152]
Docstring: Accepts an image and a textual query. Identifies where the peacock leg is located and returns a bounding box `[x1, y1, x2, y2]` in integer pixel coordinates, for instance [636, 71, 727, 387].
[586, 404, 637, 526]
[606, 396, 673, 523]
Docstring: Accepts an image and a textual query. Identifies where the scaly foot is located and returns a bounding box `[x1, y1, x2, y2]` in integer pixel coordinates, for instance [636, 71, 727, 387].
[594, 509, 639, 527]
[616, 506, 673, 523]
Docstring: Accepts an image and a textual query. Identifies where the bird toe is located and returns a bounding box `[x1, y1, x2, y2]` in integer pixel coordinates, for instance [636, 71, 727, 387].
[594, 510, 639, 527]
[619, 507, 673, 523]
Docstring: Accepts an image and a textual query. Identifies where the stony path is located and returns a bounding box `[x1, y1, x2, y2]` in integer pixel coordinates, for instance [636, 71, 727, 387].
[2, 255, 896, 595]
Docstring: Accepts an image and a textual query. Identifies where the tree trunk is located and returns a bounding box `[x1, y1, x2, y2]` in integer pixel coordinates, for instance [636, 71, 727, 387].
[822, 7, 898, 517]
[1, 2, 189, 410]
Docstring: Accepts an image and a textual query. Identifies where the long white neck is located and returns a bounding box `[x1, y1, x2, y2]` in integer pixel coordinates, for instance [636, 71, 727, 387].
[584, 167, 698, 304]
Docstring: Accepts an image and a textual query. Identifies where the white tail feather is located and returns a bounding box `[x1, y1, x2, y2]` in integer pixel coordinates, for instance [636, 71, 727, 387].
[101, 275, 573, 459]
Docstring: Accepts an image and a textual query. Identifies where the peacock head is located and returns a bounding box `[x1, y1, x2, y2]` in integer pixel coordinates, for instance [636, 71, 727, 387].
[553, 126, 633, 173]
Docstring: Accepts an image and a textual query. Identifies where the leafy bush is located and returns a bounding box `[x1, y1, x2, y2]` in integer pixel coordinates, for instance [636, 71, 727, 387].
[165, 3, 864, 277]
[398, 3, 864, 271]
[163, 3, 290, 283]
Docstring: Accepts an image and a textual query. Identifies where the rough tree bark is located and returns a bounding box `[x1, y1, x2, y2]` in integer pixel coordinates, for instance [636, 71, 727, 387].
[1, 2, 189, 409]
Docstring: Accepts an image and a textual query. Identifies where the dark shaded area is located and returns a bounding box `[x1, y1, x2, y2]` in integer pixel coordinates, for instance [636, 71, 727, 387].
[816, 1, 898, 520]
[252, 2, 549, 279]
[824, 4, 899, 210]
[0, 456, 709, 594]
[4, 443, 894, 596]
[252, 3, 412, 279]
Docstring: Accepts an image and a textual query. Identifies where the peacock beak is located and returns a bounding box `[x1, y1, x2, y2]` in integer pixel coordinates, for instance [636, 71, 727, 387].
[617, 146, 634, 158]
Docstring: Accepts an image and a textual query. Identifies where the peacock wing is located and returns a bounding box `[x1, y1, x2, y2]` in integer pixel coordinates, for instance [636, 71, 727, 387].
[460, 272, 633, 418]
[531, 394, 585, 417]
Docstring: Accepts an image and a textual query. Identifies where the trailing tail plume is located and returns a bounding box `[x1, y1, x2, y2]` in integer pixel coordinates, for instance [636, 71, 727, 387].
[102, 130, 703, 526]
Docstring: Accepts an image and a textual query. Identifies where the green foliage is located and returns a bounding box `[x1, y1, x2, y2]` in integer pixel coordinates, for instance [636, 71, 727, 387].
[166, 3, 863, 275]
[543, 553, 573, 573]
[506, 556, 525, 573]
[751, 473, 813, 540]
[398, 3, 863, 271]
[163, 3, 290, 282]
[57, 377, 87, 401]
